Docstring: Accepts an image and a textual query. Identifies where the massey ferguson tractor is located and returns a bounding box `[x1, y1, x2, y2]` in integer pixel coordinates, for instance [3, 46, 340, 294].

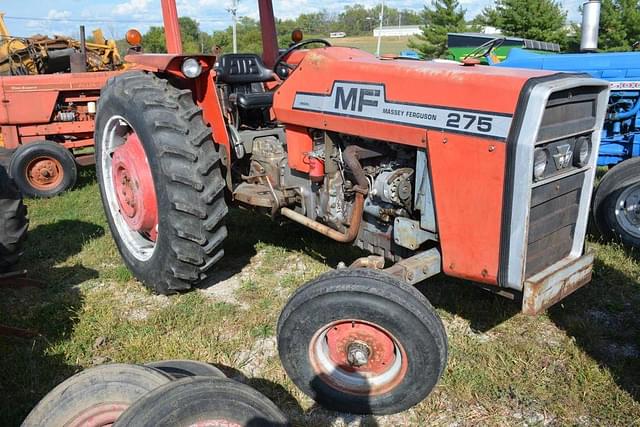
[95, 0, 609, 415]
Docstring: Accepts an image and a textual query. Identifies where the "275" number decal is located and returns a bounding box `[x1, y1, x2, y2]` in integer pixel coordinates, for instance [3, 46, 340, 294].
[446, 113, 494, 133]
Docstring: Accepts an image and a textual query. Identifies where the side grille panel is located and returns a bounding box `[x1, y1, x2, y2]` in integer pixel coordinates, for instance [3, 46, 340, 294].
[537, 88, 598, 142]
[525, 173, 585, 277]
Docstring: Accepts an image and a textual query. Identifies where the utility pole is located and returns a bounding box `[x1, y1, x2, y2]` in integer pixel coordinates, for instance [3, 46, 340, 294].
[376, 0, 385, 57]
[227, 0, 239, 53]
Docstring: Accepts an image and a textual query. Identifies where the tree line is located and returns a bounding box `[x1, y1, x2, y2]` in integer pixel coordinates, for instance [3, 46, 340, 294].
[138, 1, 640, 57]
[411, 0, 640, 58]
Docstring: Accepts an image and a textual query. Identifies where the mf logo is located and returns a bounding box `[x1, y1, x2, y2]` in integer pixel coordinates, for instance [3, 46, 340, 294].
[334, 85, 381, 112]
[553, 144, 574, 169]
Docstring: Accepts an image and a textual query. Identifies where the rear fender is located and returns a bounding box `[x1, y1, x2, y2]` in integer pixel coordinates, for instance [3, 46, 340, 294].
[125, 53, 232, 164]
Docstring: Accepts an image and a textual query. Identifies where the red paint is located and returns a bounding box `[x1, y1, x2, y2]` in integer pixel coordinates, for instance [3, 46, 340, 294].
[0, 70, 126, 168]
[307, 156, 325, 183]
[195, 68, 232, 160]
[112, 132, 158, 241]
[284, 125, 312, 173]
[161, 0, 183, 54]
[325, 321, 396, 375]
[25, 156, 63, 191]
[258, 0, 279, 68]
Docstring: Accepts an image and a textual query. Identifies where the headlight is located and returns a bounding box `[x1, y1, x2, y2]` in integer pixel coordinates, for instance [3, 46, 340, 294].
[181, 58, 202, 78]
[574, 136, 591, 167]
[533, 148, 548, 181]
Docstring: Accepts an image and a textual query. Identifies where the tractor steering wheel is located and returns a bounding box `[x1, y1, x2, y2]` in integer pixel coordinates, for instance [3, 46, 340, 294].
[273, 38, 332, 79]
[463, 37, 505, 62]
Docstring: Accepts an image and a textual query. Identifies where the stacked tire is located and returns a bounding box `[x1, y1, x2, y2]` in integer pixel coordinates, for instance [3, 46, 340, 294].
[22, 360, 289, 427]
[0, 164, 28, 272]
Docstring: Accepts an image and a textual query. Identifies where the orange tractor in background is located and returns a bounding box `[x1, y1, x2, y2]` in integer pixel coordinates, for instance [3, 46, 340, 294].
[95, 0, 610, 415]
[0, 17, 135, 197]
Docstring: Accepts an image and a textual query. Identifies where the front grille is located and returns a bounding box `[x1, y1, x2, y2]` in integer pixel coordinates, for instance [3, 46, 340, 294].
[525, 172, 584, 277]
[524, 86, 599, 278]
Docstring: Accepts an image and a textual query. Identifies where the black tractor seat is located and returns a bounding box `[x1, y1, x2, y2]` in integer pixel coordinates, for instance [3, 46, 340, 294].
[236, 92, 274, 110]
[216, 53, 275, 110]
[216, 53, 274, 85]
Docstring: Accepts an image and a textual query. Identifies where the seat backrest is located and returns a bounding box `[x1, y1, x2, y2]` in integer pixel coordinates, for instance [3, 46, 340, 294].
[216, 54, 274, 84]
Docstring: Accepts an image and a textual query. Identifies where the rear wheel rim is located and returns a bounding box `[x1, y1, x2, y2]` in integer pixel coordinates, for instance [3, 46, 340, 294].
[66, 402, 128, 427]
[309, 320, 408, 396]
[188, 421, 243, 427]
[101, 115, 158, 261]
[25, 156, 64, 191]
[615, 182, 640, 239]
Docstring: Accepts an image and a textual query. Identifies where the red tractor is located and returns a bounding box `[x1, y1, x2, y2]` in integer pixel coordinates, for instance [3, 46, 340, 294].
[95, 0, 610, 415]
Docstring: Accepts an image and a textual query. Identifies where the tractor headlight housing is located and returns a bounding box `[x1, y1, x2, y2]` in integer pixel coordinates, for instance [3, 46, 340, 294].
[533, 148, 548, 181]
[181, 58, 202, 79]
[574, 136, 591, 168]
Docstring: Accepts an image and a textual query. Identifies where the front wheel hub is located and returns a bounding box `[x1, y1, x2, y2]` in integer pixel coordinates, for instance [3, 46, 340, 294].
[310, 320, 407, 395]
[616, 183, 640, 238]
[26, 157, 63, 191]
[111, 132, 158, 241]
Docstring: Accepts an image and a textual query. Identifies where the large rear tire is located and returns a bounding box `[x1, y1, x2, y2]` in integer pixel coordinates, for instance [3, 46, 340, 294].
[277, 268, 448, 415]
[95, 72, 228, 294]
[0, 164, 28, 272]
[593, 157, 640, 249]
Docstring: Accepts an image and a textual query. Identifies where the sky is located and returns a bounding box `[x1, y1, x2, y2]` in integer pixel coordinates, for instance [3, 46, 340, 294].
[2, 0, 586, 39]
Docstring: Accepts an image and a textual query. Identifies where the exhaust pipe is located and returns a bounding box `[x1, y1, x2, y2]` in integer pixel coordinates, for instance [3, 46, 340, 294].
[580, 1, 601, 52]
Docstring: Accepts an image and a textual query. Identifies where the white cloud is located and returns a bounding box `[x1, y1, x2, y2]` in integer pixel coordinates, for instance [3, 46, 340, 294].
[113, 0, 151, 16]
[47, 9, 71, 20]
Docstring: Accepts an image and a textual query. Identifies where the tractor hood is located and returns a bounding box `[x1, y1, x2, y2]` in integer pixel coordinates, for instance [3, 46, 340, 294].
[273, 47, 555, 147]
[497, 48, 640, 87]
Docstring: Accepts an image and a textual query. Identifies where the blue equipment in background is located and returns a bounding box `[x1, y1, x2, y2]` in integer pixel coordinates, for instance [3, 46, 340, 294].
[492, 49, 640, 168]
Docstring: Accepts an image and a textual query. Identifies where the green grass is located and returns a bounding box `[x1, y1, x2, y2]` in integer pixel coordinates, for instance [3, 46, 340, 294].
[315, 35, 413, 55]
[0, 168, 639, 426]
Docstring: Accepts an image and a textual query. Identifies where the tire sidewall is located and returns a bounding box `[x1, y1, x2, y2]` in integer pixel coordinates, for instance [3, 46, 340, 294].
[9, 141, 77, 198]
[601, 181, 640, 247]
[278, 271, 446, 414]
[95, 76, 176, 293]
[113, 378, 289, 426]
[593, 158, 640, 247]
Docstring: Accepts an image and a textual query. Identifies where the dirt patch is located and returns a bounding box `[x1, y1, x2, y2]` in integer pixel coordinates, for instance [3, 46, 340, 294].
[235, 336, 278, 377]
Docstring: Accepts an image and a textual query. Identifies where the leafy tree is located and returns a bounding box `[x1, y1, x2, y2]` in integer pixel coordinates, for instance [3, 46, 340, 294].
[409, 0, 471, 58]
[619, 0, 640, 46]
[597, 0, 629, 51]
[480, 0, 568, 46]
[142, 26, 167, 53]
[142, 17, 213, 54]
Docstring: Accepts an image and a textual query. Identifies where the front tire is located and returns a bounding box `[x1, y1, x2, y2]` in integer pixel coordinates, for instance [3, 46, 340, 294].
[9, 141, 77, 198]
[277, 269, 448, 415]
[593, 158, 640, 249]
[96, 72, 228, 294]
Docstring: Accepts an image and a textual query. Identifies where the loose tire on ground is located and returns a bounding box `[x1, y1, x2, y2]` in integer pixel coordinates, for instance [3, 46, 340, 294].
[0, 164, 28, 272]
[145, 359, 226, 379]
[95, 71, 228, 294]
[9, 141, 77, 198]
[21, 364, 172, 427]
[593, 157, 640, 249]
[113, 377, 290, 427]
[277, 268, 448, 415]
